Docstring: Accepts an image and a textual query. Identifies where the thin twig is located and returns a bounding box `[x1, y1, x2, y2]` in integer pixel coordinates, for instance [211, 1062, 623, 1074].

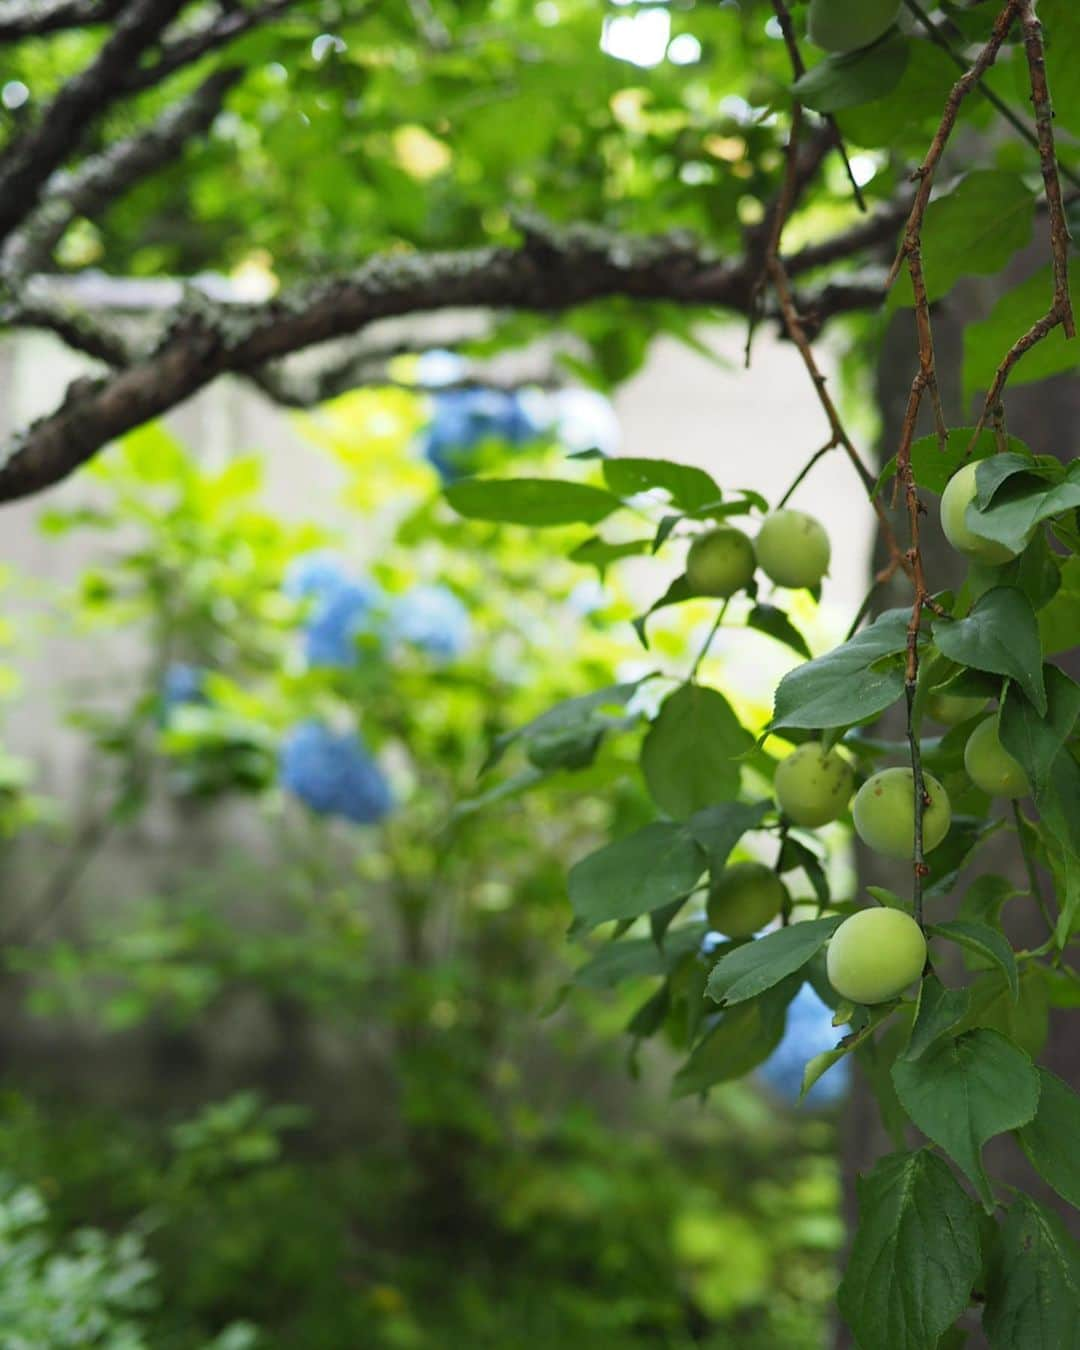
[970, 0, 1076, 439]
[887, 0, 1022, 290]
[689, 601, 729, 681]
[776, 438, 838, 509]
[902, 0, 1080, 193]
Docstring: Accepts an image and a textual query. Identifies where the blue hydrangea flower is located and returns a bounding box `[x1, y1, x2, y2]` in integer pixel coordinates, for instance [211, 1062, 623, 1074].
[419, 388, 548, 481]
[283, 551, 352, 601]
[757, 983, 851, 1109]
[389, 585, 472, 660]
[161, 663, 207, 709]
[279, 722, 393, 824]
[415, 348, 468, 387]
[304, 580, 383, 668]
[284, 552, 384, 668]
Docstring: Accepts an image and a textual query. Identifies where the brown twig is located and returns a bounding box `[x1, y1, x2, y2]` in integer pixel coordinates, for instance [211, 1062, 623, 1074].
[971, 0, 1076, 438]
[887, 0, 1022, 290]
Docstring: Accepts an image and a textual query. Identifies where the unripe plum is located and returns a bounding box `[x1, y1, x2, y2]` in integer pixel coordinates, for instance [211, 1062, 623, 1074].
[964, 715, 1031, 798]
[686, 526, 756, 598]
[706, 861, 788, 938]
[826, 907, 927, 1005]
[754, 509, 831, 590]
[807, 0, 901, 53]
[939, 461, 1019, 565]
[774, 742, 854, 828]
[852, 767, 951, 861]
[927, 690, 989, 725]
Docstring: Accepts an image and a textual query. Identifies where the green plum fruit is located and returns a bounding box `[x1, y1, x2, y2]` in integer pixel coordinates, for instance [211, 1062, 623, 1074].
[927, 690, 989, 725]
[964, 715, 1031, 798]
[852, 767, 952, 861]
[826, 907, 927, 1005]
[686, 526, 756, 598]
[754, 509, 831, 589]
[774, 742, 854, 828]
[706, 861, 788, 938]
[939, 461, 1019, 565]
[807, 0, 901, 53]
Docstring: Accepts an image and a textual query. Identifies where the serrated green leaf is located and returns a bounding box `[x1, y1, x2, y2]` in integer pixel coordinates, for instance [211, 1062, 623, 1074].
[891, 1029, 1040, 1209]
[685, 799, 772, 874]
[1017, 1067, 1080, 1211]
[903, 974, 971, 1061]
[573, 924, 706, 990]
[890, 172, 1035, 309]
[963, 264, 1080, 402]
[641, 683, 752, 818]
[632, 573, 694, 648]
[568, 822, 705, 930]
[968, 459, 1080, 556]
[770, 607, 914, 731]
[838, 1149, 981, 1350]
[984, 1197, 1080, 1349]
[569, 534, 652, 576]
[706, 917, 842, 1007]
[802, 1004, 891, 1099]
[999, 666, 1080, 800]
[928, 920, 1018, 1001]
[483, 678, 648, 773]
[933, 587, 1046, 715]
[445, 477, 622, 526]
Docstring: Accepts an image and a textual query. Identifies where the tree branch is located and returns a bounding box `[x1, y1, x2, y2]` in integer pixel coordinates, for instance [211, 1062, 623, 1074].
[2, 68, 242, 282]
[121, 0, 305, 94]
[0, 0, 191, 244]
[0, 220, 894, 502]
[0, 0, 125, 39]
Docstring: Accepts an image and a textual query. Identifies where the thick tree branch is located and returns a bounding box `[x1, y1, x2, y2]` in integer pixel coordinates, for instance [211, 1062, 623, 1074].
[121, 0, 304, 94]
[0, 295, 131, 366]
[0, 0, 191, 243]
[2, 68, 242, 281]
[0, 0, 125, 39]
[0, 221, 894, 503]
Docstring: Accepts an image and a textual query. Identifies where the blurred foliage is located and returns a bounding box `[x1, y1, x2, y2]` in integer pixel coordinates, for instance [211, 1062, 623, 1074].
[0, 388, 843, 1346]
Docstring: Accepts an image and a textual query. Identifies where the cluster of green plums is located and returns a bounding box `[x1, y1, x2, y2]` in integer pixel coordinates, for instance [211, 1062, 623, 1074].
[704, 469, 1034, 1007]
[686, 508, 831, 599]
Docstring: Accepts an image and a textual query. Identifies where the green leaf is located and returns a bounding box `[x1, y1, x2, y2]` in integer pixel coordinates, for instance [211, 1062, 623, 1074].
[567, 822, 705, 931]
[963, 263, 1080, 402]
[1000, 666, 1080, 799]
[954, 967, 1050, 1061]
[902, 975, 971, 1062]
[1038, 556, 1080, 656]
[746, 603, 812, 660]
[482, 679, 648, 773]
[632, 573, 694, 648]
[641, 683, 752, 818]
[879, 426, 1010, 496]
[1042, 0, 1080, 140]
[891, 1029, 1041, 1209]
[601, 457, 722, 513]
[685, 799, 772, 874]
[445, 477, 622, 526]
[932, 587, 1046, 715]
[793, 33, 909, 113]
[838, 1150, 981, 1350]
[569, 535, 652, 577]
[1017, 1068, 1080, 1211]
[705, 917, 842, 1007]
[928, 921, 1018, 1002]
[801, 1004, 892, 1099]
[573, 924, 706, 990]
[672, 979, 796, 1097]
[983, 1198, 1080, 1350]
[770, 607, 914, 731]
[890, 172, 1035, 308]
[969, 459, 1080, 557]
[924, 815, 1005, 898]
[835, 39, 956, 149]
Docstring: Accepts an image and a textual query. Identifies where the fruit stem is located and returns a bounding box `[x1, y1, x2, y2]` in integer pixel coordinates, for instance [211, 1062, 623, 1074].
[774, 819, 791, 926]
[904, 682, 929, 928]
[688, 599, 729, 681]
